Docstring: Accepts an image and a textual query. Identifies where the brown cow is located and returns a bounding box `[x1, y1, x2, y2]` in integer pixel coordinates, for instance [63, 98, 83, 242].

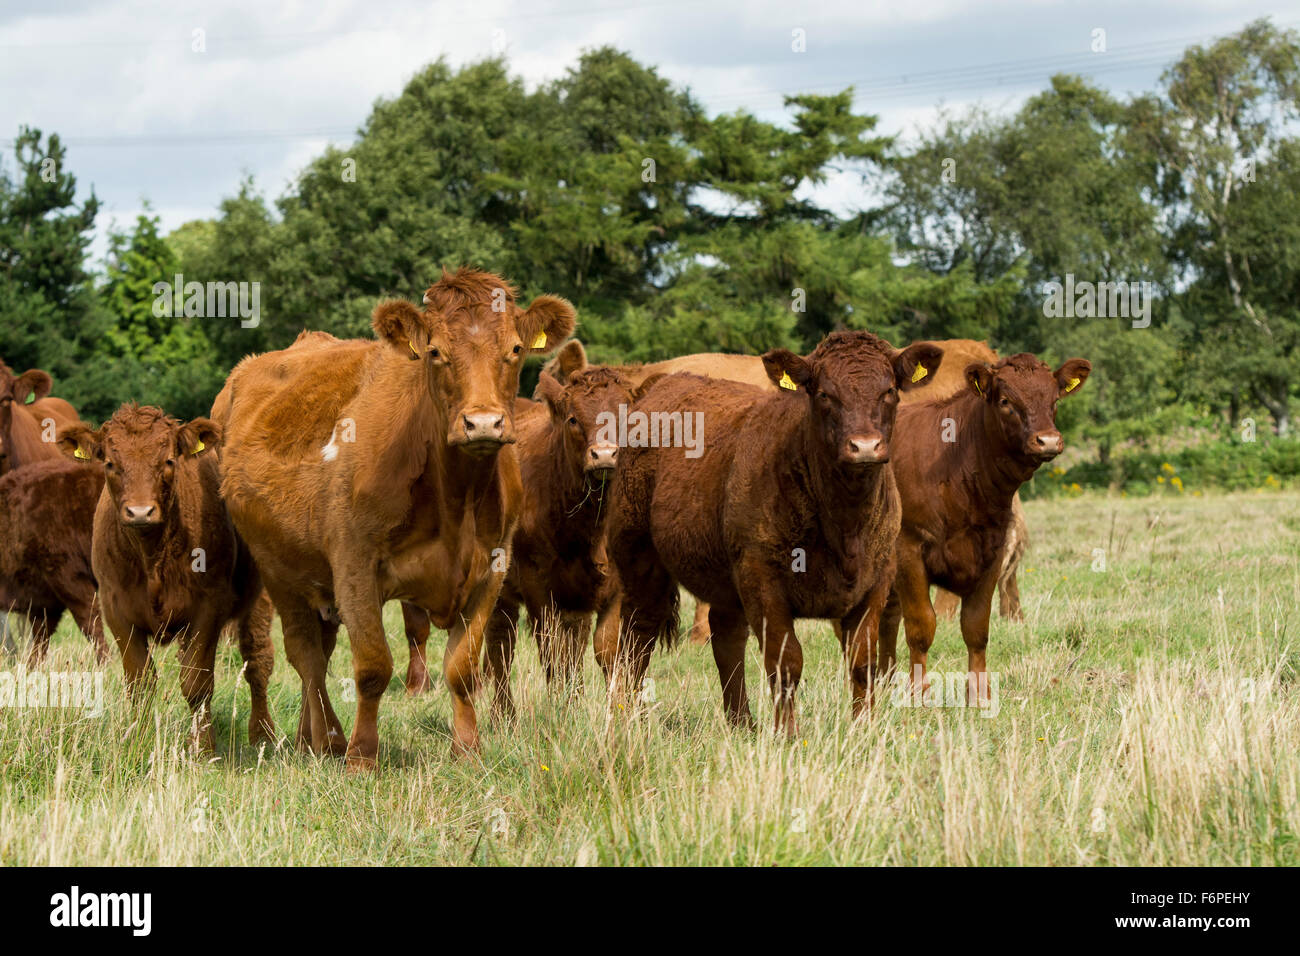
[482, 348, 658, 716]
[595, 339, 1029, 640]
[606, 331, 942, 730]
[214, 268, 575, 770]
[57, 405, 275, 752]
[881, 353, 1090, 700]
[0, 458, 110, 663]
[0, 363, 80, 476]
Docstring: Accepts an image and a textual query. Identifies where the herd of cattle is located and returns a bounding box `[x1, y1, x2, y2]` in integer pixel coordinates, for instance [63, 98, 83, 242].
[0, 268, 1089, 770]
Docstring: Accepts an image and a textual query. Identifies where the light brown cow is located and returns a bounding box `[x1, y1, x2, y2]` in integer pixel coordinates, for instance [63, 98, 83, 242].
[214, 269, 575, 770]
[0, 363, 81, 476]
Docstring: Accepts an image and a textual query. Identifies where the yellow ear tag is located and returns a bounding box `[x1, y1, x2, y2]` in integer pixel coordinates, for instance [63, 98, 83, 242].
[531, 331, 548, 350]
[778, 371, 798, 391]
[911, 362, 928, 383]
[1065, 377, 1080, 393]
[192, 439, 205, 455]
[974, 381, 983, 396]
[73, 447, 88, 460]
[409, 339, 420, 358]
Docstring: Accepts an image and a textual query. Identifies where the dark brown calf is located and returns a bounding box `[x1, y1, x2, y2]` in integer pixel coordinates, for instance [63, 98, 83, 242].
[607, 331, 941, 730]
[482, 347, 656, 716]
[882, 353, 1090, 699]
[0, 458, 109, 663]
[58, 405, 275, 753]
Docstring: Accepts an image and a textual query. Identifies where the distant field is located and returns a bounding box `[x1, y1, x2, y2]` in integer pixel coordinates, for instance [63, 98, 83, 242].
[2, 491, 1297, 865]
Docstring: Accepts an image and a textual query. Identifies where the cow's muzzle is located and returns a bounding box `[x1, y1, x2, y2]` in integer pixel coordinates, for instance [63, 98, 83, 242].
[1028, 431, 1063, 460]
[451, 409, 515, 454]
[121, 502, 162, 527]
[843, 435, 888, 465]
[585, 442, 618, 481]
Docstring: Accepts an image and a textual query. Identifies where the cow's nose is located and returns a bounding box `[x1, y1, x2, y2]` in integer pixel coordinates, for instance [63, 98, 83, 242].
[462, 411, 506, 442]
[123, 503, 158, 525]
[845, 436, 887, 463]
[587, 442, 618, 470]
[1031, 432, 1063, 456]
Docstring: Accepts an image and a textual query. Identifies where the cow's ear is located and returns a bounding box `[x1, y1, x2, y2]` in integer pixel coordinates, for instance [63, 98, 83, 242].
[966, 362, 995, 401]
[631, 372, 667, 401]
[534, 372, 565, 415]
[14, 369, 52, 404]
[762, 349, 813, 392]
[57, 423, 102, 463]
[1055, 358, 1091, 398]
[177, 418, 221, 457]
[518, 295, 577, 355]
[893, 343, 943, 392]
[372, 300, 424, 357]
[552, 340, 587, 382]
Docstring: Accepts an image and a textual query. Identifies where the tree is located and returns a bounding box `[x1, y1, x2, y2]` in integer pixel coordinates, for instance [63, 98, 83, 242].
[1133, 18, 1300, 434]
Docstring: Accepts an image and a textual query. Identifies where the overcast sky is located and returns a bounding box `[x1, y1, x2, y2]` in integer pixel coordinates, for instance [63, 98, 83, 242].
[3, 0, 1296, 267]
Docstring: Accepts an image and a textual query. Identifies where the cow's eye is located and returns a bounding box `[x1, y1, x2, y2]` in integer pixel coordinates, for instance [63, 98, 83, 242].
[567, 415, 579, 427]
[165, 459, 176, 468]
[512, 344, 522, 355]
[429, 347, 441, 359]
[103, 460, 114, 471]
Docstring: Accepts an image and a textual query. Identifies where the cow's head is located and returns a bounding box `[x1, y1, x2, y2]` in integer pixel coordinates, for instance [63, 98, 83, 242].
[534, 356, 657, 485]
[965, 354, 1091, 462]
[57, 404, 219, 529]
[373, 268, 575, 457]
[763, 331, 942, 468]
[0, 364, 52, 475]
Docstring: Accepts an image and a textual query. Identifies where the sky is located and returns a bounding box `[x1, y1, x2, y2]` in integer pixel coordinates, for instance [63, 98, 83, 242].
[2, 0, 1297, 267]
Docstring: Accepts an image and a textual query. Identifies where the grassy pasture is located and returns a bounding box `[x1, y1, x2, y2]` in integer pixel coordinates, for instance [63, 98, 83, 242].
[1, 491, 1297, 866]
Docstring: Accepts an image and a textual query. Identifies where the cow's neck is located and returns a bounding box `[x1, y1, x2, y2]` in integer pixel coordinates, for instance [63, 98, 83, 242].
[542, 428, 609, 550]
[793, 407, 888, 552]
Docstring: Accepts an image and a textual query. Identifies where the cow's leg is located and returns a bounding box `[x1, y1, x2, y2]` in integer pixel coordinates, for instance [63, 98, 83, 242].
[612, 561, 676, 708]
[400, 601, 433, 695]
[689, 600, 712, 644]
[177, 622, 221, 755]
[591, 587, 621, 686]
[707, 602, 752, 729]
[483, 598, 520, 722]
[738, 571, 802, 735]
[444, 591, 497, 758]
[960, 569, 999, 706]
[878, 591, 902, 679]
[106, 614, 156, 704]
[236, 590, 276, 746]
[839, 581, 889, 720]
[276, 592, 344, 757]
[895, 555, 936, 702]
[23, 608, 58, 667]
[334, 577, 392, 772]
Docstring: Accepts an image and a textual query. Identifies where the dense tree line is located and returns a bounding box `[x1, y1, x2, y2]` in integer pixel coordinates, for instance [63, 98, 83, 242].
[3, 20, 1299, 474]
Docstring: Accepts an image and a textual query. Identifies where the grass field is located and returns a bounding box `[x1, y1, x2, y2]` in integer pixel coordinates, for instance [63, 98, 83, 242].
[2, 490, 1298, 866]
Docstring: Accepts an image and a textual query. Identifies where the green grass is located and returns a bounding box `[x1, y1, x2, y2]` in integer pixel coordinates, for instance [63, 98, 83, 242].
[2, 490, 1298, 865]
